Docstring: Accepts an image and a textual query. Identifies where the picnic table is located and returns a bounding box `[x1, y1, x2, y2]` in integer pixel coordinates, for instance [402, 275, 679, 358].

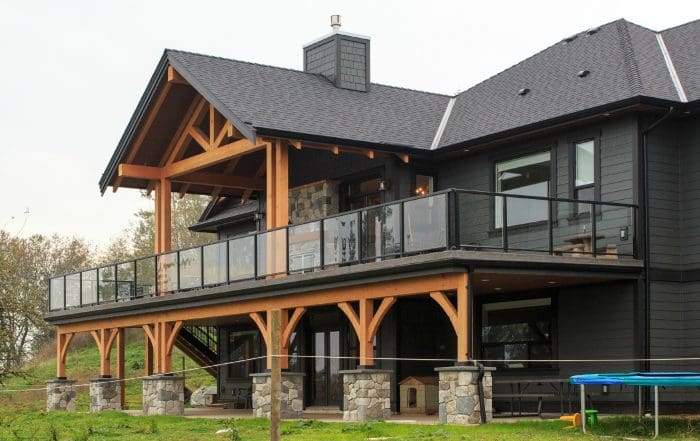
[493, 378, 575, 417]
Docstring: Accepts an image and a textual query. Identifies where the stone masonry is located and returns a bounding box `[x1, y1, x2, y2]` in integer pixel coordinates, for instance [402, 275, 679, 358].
[90, 377, 121, 412]
[142, 375, 184, 416]
[289, 180, 339, 224]
[435, 366, 495, 425]
[46, 378, 77, 411]
[341, 369, 391, 421]
[250, 372, 304, 419]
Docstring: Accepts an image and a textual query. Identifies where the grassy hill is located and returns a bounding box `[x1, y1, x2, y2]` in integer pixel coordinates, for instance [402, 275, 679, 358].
[1, 332, 213, 412]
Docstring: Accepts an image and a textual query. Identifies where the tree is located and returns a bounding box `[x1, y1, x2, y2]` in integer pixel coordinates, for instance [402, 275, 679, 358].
[103, 193, 215, 262]
[0, 231, 93, 378]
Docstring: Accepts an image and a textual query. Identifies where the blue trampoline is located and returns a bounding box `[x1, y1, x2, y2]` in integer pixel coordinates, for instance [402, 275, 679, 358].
[570, 372, 700, 438]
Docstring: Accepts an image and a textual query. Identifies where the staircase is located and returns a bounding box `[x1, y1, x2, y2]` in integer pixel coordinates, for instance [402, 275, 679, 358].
[175, 325, 218, 378]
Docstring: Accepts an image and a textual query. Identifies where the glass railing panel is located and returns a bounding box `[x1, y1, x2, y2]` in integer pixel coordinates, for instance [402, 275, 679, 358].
[361, 203, 401, 261]
[179, 248, 202, 290]
[99, 265, 116, 303]
[257, 229, 288, 277]
[136, 257, 156, 297]
[81, 269, 98, 305]
[64, 273, 81, 308]
[502, 195, 550, 253]
[289, 221, 321, 273]
[157, 252, 178, 293]
[323, 213, 358, 266]
[455, 192, 502, 251]
[403, 194, 447, 253]
[552, 201, 593, 257]
[117, 262, 135, 301]
[203, 242, 227, 286]
[594, 204, 635, 259]
[49, 277, 65, 310]
[229, 236, 255, 281]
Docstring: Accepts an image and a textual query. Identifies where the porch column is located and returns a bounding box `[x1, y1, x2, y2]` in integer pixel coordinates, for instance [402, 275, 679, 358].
[250, 307, 306, 370]
[116, 328, 126, 409]
[49, 330, 76, 412]
[154, 177, 172, 254]
[90, 328, 119, 377]
[338, 297, 396, 421]
[141, 321, 185, 416]
[430, 272, 469, 363]
[55, 331, 74, 379]
[265, 139, 289, 229]
[143, 321, 183, 374]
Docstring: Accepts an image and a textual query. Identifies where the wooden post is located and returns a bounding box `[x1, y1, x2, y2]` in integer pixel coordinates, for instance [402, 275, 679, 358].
[145, 337, 154, 376]
[116, 328, 126, 408]
[456, 274, 469, 363]
[270, 309, 281, 441]
[154, 177, 172, 254]
[56, 332, 74, 378]
[359, 299, 374, 367]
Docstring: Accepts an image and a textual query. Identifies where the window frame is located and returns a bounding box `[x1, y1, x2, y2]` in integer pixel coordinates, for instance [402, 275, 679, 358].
[475, 290, 559, 375]
[570, 137, 600, 202]
[490, 147, 556, 230]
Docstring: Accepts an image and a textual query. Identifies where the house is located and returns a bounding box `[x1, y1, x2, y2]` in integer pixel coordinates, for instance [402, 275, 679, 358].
[44, 16, 700, 422]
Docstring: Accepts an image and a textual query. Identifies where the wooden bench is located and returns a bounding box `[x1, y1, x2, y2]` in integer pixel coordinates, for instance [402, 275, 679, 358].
[493, 393, 557, 417]
[553, 244, 585, 256]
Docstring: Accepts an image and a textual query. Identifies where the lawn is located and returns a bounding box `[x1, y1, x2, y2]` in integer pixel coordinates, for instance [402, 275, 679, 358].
[0, 412, 699, 440]
[1, 337, 699, 440]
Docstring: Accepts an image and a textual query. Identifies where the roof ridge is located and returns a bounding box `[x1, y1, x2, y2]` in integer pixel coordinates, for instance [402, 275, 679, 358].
[615, 20, 644, 96]
[660, 18, 700, 33]
[166, 48, 451, 98]
[451, 18, 629, 99]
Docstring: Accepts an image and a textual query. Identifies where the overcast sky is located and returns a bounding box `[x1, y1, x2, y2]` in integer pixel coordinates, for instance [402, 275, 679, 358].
[1, 0, 697, 248]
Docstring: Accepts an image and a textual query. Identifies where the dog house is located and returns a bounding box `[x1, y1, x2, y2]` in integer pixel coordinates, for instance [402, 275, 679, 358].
[399, 376, 439, 414]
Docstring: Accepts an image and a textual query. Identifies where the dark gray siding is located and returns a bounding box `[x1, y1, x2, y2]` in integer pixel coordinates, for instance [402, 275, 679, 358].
[558, 282, 636, 402]
[679, 117, 700, 270]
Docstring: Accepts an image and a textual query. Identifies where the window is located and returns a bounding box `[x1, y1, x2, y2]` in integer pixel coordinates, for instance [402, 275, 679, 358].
[495, 151, 551, 228]
[481, 297, 553, 369]
[415, 174, 434, 196]
[228, 330, 261, 378]
[574, 140, 595, 201]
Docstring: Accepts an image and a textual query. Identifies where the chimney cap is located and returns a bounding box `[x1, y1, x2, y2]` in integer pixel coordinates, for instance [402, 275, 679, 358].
[331, 15, 341, 32]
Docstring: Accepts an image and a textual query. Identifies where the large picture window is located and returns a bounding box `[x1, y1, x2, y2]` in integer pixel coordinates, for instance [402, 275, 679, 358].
[495, 151, 551, 228]
[481, 297, 553, 369]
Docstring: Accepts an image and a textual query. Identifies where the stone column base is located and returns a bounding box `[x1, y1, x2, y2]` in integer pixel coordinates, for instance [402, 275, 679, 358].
[435, 366, 495, 425]
[340, 369, 392, 421]
[250, 372, 304, 419]
[90, 377, 121, 412]
[46, 378, 77, 411]
[142, 375, 185, 416]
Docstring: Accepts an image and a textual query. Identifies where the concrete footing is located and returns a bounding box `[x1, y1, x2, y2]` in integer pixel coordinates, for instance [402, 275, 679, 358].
[142, 375, 185, 416]
[46, 378, 77, 411]
[435, 366, 495, 425]
[250, 372, 304, 418]
[340, 369, 392, 421]
[90, 377, 121, 412]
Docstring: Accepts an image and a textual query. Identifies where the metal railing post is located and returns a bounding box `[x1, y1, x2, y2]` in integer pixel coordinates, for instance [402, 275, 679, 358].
[96, 268, 100, 305]
[200, 246, 205, 288]
[452, 190, 461, 250]
[226, 239, 231, 283]
[113, 265, 117, 302]
[591, 203, 598, 257]
[399, 202, 405, 257]
[63, 277, 66, 310]
[176, 251, 181, 292]
[79, 272, 83, 307]
[133, 260, 138, 299]
[502, 196, 509, 252]
[253, 234, 259, 278]
[154, 256, 159, 296]
[357, 211, 363, 263]
[548, 199, 554, 255]
[320, 220, 325, 270]
[286, 228, 290, 275]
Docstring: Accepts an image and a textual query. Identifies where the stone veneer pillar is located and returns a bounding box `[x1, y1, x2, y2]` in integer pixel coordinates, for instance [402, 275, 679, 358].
[90, 377, 121, 412]
[250, 372, 304, 418]
[46, 378, 77, 411]
[142, 375, 185, 416]
[340, 369, 392, 421]
[435, 366, 495, 425]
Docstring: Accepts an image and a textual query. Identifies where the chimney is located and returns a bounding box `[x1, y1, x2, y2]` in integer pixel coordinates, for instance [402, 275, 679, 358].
[303, 15, 371, 92]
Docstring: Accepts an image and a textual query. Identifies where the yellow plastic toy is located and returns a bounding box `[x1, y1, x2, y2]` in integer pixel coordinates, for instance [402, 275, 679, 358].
[559, 412, 582, 429]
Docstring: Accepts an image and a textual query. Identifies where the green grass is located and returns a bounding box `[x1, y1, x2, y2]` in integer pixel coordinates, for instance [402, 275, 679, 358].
[0, 413, 698, 440]
[1, 334, 213, 411]
[1, 341, 699, 439]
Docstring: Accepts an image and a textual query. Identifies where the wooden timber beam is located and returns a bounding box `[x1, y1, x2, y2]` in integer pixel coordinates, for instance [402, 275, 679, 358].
[187, 126, 211, 151]
[210, 157, 241, 198]
[56, 332, 74, 378]
[154, 178, 171, 253]
[166, 138, 267, 178]
[167, 66, 188, 85]
[60, 273, 465, 334]
[172, 172, 264, 190]
[240, 160, 266, 205]
[429, 273, 469, 362]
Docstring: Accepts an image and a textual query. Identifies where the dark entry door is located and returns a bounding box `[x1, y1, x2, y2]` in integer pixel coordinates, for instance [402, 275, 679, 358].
[311, 329, 341, 406]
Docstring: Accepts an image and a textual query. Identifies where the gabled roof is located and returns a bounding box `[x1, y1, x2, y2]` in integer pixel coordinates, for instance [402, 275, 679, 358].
[100, 18, 698, 192]
[168, 49, 451, 151]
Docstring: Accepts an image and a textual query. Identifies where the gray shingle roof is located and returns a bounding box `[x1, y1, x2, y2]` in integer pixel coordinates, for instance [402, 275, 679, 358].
[167, 50, 451, 151]
[437, 19, 686, 148]
[662, 19, 700, 101]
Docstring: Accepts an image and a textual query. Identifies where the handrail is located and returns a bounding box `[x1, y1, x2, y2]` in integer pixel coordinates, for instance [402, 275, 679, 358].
[48, 189, 639, 311]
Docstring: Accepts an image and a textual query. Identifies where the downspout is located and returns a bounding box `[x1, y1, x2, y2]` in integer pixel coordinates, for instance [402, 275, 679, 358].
[640, 106, 674, 409]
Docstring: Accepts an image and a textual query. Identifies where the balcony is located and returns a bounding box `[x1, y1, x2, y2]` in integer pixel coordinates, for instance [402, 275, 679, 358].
[48, 189, 639, 311]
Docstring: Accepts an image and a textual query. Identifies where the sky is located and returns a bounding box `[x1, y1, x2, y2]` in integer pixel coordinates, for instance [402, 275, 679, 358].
[0, 0, 698, 248]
